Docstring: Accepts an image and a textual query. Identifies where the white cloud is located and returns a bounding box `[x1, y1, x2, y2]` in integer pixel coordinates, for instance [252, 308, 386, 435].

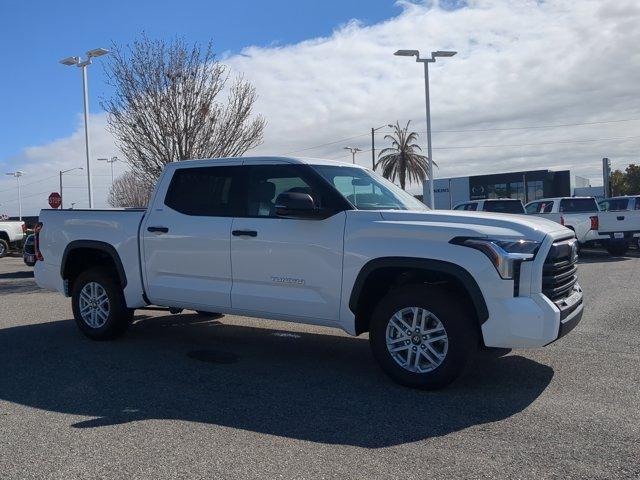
[2, 0, 639, 215]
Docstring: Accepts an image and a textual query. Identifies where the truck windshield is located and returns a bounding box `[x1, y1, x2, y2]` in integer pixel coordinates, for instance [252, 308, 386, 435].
[311, 165, 429, 211]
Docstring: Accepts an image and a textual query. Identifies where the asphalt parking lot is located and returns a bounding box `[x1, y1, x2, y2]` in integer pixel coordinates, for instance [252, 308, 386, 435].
[1, 252, 639, 479]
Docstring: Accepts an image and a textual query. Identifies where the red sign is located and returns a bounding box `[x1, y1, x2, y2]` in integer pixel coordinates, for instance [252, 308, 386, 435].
[48, 192, 62, 209]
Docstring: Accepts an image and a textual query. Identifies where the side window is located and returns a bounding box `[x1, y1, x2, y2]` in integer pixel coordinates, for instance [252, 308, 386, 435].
[635, 198, 640, 210]
[245, 165, 325, 218]
[466, 203, 478, 211]
[542, 201, 554, 213]
[599, 200, 609, 212]
[525, 202, 539, 214]
[164, 166, 242, 216]
[453, 203, 466, 210]
[608, 198, 629, 211]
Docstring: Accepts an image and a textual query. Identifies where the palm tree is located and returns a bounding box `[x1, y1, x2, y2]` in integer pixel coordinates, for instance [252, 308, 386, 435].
[376, 121, 432, 190]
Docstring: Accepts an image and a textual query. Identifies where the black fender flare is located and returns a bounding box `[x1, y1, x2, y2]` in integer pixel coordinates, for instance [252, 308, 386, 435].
[348, 256, 489, 325]
[60, 240, 127, 289]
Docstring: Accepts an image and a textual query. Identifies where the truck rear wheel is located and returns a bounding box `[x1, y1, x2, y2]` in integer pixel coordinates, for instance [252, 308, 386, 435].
[369, 285, 476, 389]
[0, 238, 9, 258]
[71, 267, 133, 340]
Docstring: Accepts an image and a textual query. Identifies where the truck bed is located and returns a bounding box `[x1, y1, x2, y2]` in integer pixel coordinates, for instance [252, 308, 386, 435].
[598, 210, 640, 239]
[35, 208, 147, 307]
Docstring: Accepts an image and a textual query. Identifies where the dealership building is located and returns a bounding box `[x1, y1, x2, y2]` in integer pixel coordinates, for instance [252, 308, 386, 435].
[427, 168, 592, 210]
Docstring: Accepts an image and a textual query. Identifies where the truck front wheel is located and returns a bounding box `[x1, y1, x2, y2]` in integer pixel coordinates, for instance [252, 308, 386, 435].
[369, 285, 476, 389]
[71, 267, 133, 340]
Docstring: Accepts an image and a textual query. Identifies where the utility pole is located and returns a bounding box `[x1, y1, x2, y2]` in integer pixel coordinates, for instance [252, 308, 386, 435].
[344, 147, 362, 164]
[371, 124, 393, 170]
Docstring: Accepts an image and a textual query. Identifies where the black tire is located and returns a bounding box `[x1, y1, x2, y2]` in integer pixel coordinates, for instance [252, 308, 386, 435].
[369, 285, 477, 390]
[71, 267, 133, 340]
[0, 238, 8, 258]
[606, 241, 628, 256]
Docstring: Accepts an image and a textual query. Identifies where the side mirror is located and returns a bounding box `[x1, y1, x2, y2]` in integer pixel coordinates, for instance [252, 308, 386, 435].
[275, 192, 322, 219]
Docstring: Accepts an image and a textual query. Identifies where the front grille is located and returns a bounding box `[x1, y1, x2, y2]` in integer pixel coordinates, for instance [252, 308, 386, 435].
[542, 238, 578, 302]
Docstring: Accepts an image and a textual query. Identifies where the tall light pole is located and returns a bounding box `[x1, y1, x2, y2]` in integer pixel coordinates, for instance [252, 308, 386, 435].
[5, 171, 25, 220]
[394, 49, 457, 209]
[371, 124, 394, 170]
[344, 147, 362, 164]
[98, 156, 119, 184]
[59, 167, 83, 209]
[60, 47, 109, 209]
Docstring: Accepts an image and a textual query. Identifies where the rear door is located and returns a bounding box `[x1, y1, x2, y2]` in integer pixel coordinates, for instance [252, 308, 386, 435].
[230, 162, 347, 322]
[142, 162, 243, 310]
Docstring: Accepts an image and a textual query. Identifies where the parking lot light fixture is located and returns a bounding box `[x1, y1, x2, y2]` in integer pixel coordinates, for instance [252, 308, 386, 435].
[394, 48, 457, 209]
[59, 167, 83, 209]
[5, 171, 25, 220]
[59, 47, 110, 209]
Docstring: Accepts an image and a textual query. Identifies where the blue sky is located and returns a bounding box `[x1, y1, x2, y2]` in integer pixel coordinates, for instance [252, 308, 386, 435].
[0, 0, 405, 160]
[0, 0, 638, 215]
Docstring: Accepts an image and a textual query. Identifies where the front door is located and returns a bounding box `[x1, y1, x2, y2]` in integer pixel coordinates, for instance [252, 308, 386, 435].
[230, 163, 346, 322]
[142, 162, 243, 310]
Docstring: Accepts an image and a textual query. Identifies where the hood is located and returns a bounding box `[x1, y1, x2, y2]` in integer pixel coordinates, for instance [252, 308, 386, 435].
[376, 209, 570, 243]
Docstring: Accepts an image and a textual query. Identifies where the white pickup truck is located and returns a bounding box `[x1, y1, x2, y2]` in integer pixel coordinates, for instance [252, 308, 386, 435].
[525, 197, 601, 247]
[34, 157, 584, 389]
[0, 219, 26, 258]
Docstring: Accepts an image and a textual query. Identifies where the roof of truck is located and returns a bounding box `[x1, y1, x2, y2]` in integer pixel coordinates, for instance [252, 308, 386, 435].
[173, 156, 361, 168]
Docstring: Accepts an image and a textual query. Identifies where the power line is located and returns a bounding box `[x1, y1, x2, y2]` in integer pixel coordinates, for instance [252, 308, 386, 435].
[272, 116, 640, 156]
[432, 134, 640, 150]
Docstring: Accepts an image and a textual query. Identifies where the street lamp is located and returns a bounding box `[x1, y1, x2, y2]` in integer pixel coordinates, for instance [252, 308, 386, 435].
[60, 47, 109, 209]
[5, 171, 25, 220]
[394, 49, 457, 209]
[97, 156, 119, 184]
[59, 167, 83, 209]
[371, 124, 394, 170]
[344, 147, 362, 164]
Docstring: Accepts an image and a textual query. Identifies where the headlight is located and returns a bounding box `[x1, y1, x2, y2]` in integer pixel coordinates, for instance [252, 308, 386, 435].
[450, 237, 541, 279]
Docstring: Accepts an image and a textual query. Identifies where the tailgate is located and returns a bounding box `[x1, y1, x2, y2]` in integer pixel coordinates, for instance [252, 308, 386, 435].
[598, 210, 640, 239]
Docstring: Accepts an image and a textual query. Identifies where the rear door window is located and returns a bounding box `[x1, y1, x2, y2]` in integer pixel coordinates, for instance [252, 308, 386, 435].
[559, 198, 598, 213]
[483, 200, 525, 214]
[465, 203, 478, 211]
[164, 166, 244, 216]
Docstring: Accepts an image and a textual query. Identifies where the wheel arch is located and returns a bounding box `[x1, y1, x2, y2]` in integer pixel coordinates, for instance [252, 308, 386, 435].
[61, 241, 127, 294]
[349, 257, 489, 336]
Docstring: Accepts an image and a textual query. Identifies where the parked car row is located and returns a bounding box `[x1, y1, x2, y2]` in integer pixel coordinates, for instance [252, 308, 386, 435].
[452, 195, 639, 256]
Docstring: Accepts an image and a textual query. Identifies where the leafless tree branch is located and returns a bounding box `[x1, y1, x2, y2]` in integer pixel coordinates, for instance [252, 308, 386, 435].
[102, 35, 266, 183]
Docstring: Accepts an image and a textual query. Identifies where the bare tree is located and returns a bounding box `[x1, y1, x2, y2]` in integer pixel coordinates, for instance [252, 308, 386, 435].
[107, 171, 153, 208]
[103, 35, 266, 182]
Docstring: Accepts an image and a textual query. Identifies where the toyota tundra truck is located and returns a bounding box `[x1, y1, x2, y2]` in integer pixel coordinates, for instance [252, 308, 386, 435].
[34, 157, 584, 389]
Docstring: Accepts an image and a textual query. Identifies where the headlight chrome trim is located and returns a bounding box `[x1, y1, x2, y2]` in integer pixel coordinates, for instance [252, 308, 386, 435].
[450, 237, 541, 280]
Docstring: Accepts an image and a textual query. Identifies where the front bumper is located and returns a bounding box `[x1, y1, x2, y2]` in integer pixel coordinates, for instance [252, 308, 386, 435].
[481, 288, 583, 349]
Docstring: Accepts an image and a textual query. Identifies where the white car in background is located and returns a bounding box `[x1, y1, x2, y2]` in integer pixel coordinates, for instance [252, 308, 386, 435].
[0, 219, 26, 258]
[453, 198, 526, 214]
[524, 197, 608, 249]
